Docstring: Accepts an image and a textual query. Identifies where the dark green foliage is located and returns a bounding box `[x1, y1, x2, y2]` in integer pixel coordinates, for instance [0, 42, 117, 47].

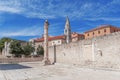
[37, 45, 44, 55]
[23, 43, 35, 57]
[9, 41, 35, 57]
[9, 41, 23, 57]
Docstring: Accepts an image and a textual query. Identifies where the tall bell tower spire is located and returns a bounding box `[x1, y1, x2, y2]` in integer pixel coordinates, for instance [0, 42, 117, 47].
[64, 16, 72, 43]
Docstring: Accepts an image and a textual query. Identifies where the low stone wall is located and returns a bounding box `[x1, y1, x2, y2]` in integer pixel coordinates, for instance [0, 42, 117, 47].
[49, 32, 120, 69]
[0, 56, 43, 63]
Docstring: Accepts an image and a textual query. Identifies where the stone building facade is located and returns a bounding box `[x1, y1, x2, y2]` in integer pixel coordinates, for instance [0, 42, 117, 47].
[34, 35, 65, 48]
[71, 32, 84, 42]
[33, 32, 84, 48]
[84, 25, 120, 39]
[29, 18, 120, 68]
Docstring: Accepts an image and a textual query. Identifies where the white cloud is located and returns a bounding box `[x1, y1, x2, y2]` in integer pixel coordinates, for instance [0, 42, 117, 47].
[84, 17, 120, 21]
[0, 0, 96, 19]
[0, 22, 62, 38]
[110, 0, 120, 4]
[0, 0, 23, 13]
[0, 0, 120, 20]
[0, 6, 21, 13]
[0, 26, 43, 37]
[26, 12, 55, 19]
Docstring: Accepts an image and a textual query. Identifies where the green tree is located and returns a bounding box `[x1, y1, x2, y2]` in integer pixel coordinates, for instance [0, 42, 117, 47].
[9, 41, 35, 57]
[0, 37, 12, 52]
[9, 40, 23, 57]
[37, 45, 44, 55]
[23, 43, 35, 57]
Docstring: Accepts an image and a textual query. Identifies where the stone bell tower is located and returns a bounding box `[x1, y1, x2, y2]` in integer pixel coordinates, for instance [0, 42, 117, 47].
[64, 16, 72, 43]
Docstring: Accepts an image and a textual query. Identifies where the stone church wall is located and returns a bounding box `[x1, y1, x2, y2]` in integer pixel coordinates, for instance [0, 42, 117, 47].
[49, 32, 120, 69]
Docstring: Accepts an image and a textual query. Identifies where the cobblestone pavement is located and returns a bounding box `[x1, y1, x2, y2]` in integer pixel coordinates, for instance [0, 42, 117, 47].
[0, 62, 120, 80]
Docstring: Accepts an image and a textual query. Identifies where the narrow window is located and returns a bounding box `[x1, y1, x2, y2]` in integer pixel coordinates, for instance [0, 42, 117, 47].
[93, 32, 94, 35]
[87, 34, 89, 36]
[98, 31, 100, 34]
[104, 29, 106, 32]
[65, 30, 67, 32]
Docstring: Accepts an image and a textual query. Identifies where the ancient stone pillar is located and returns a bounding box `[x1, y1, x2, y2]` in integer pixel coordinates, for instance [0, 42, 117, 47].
[44, 20, 51, 65]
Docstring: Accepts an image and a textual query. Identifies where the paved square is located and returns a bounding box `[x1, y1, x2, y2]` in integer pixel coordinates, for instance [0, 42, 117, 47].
[0, 62, 120, 80]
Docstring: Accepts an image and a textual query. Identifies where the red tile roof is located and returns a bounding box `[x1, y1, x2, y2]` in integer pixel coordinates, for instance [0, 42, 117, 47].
[71, 32, 84, 38]
[34, 35, 65, 42]
[85, 25, 120, 33]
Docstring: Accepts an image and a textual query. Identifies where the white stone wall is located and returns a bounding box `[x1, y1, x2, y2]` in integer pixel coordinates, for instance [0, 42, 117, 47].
[49, 32, 120, 69]
[1, 42, 12, 58]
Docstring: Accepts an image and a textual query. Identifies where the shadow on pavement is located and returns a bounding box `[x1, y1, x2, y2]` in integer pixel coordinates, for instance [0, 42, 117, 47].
[0, 64, 32, 70]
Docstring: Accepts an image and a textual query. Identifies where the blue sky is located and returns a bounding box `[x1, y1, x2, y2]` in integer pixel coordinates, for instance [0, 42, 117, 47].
[0, 0, 120, 41]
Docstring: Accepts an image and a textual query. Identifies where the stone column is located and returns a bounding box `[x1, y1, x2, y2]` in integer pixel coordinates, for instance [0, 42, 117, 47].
[4, 42, 8, 56]
[44, 20, 51, 65]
